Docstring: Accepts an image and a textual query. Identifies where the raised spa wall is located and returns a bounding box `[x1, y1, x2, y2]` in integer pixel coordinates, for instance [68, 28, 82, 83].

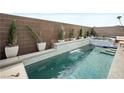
[0, 38, 117, 68]
[0, 38, 90, 68]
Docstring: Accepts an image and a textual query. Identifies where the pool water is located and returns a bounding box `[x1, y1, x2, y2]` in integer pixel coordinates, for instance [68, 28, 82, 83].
[25, 45, 114, 79]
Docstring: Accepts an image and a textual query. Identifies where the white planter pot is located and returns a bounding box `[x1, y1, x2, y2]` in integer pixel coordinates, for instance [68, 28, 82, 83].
[5, 45, 19, 58]
[37, 42, 46, 51]
[90, 36, 95, 38]
[79, 37, 84, 39]
[70, 38, 76, 41]
[58, 40, 64, 43]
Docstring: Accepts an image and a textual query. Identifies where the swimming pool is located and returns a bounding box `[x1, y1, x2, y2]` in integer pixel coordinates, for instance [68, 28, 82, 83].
[25, 45, 114, 79]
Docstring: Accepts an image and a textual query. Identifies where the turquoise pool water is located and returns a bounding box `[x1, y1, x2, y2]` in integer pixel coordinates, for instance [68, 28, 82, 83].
[25, 45, 114, 79]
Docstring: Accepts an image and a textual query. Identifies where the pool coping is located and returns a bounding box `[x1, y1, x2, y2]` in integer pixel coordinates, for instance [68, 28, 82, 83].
[0, 48, 56, 68]
[108, 44, 124, 79]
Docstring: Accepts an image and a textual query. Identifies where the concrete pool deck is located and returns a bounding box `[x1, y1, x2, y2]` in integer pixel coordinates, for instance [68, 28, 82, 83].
[0, 63, 28, 79]
[108, 45, 124, 79]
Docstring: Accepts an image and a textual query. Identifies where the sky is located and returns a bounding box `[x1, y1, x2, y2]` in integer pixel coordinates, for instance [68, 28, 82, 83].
[12, 13, 124, 27]
[1, 0, 124, 27]
[0, 0, 124, 13]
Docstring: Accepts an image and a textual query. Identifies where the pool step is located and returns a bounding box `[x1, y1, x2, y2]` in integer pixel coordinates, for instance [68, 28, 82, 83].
[100, 48, 116, 56]
[100, 51, 115, 56]
[105, 50, 116, 53]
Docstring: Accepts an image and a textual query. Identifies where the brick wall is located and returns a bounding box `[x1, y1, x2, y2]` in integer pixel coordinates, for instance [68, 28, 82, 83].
[0, 13, 90, 59]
